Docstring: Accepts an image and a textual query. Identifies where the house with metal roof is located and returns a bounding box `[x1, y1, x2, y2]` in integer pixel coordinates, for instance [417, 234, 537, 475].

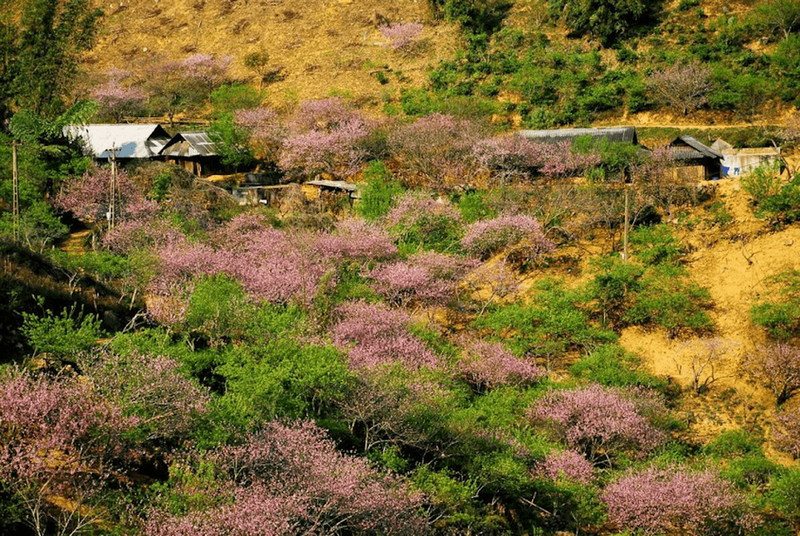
[667, 136, 723, 180]
[63, 124, 171, 159]
[517, 127, 639, 145]
[159, 132, 221, 177]
[710, 138, 782, 177]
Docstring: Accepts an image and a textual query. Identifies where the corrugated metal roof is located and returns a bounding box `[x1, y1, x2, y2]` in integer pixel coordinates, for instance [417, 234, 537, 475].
[63, 124, 171, 158]
[306, 180, 359, 192]
[160, 131, 218, 157]
[670, 136, 723, 159]
[517, 127, 638, 144]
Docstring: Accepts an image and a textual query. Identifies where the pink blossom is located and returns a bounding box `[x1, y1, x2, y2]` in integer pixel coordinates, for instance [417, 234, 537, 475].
[742, 342, 800, 405]
[529, 383, 667, 464]
[315, 218, 398, 262]
[458, 340, 545, 390]
[332, 301, 439, 370]
[603, 465, 757, 535]
[535, 449, 594, 484]
[461, 214, 553, 260]
[379, 22, 424, 52]
[368, 252, 475, 308]
[388, 114, 483, 184]
[774, 410, 800, 458]
[145, 421, 428, 535]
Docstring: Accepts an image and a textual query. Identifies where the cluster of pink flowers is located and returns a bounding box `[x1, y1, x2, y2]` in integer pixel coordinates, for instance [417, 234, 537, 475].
[368, 251, 476, 308]
[384, 191, 462, 229]
[529, 383, 667, 464]
[146, 421, 427, 536]
[535, 449, 595, 485]
[234, 107, 285, 159]
[315, 218, 399, 263]
[379, 22, 424, 52]
[742, 342, 800, 405]
[461, 214, 553, 260]
[537, 140, 602, 178]
[603, 465, 757, 535]
[279, 98, 373, 179]
[54, 167, 159, 224]
[472, 135, 545, 182]
[388, 114, 482, 182]
[458, 340, 545, 390]
[91, 69, 148, 122]
[332, 301, 439, 370]
[774, 410, 800, 458]
[84, 351, 210, 443]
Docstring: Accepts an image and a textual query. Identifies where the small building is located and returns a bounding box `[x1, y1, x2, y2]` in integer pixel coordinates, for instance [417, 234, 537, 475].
[63, 124, 171, 160]
[159, 132, 221, 177]
[667, 136, 723, 181]
[711, 139, 782, 177]
[517, 127, 639, 145]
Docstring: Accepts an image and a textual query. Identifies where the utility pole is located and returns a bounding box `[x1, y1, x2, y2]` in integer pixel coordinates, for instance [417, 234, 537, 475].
[107, 143, 121, 230]
[623, 184, 629, 263]
[12, 142, 20, 243]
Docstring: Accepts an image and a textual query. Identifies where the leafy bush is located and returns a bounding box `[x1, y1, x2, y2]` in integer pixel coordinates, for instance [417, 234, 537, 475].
[569, 344, 667, 391]
[626, 265, 713, 335]
[629, 224, 684, 266]
[21, 304, 103, 360]
[548, 0, 651, 45]
[742, 161, 800, 225]
[384, 191, 464, 253]
[770, 467, 800, 527]
[354, 161, 403, 221]
[477, 279, 617, 369]
[750, 269, 800, 341]
[704, 429, 764, 459]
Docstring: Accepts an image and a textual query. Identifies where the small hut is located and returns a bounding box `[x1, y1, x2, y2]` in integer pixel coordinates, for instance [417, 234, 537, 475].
[667, 136, 723, 180]
[160, 132, 221, 177]
[711, 139, 782, 177]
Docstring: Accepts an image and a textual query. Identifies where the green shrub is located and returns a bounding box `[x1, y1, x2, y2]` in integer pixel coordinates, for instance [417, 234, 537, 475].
[722, 456, 780, 490]
[770, 467, 800, 527]
[478, 279, 617, 368]
[741, 160, 800, 225]
[569, 344, 668, 391]
[355, 161, 403, 221]
[704, 429, 764, 458]
[455, 190, 497, 223]
[626, 265, 713, 335]
[629, 224, 684, 266]
[587, 256, 645, 328]
[21, 304, 103, 360]
[750, 269, 800, 340]
[210, 83, 263, 117]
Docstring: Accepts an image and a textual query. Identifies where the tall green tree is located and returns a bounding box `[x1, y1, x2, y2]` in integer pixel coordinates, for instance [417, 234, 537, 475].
[1, 0, 102, 120]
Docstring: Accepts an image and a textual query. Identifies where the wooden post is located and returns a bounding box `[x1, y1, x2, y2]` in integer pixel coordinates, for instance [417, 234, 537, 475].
[12, 142, 19, 243]
[107, 143, 121, 230]
[623, 184, 629, 263]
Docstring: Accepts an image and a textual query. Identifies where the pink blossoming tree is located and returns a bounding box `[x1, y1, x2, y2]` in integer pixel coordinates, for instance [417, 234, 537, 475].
[332, 301, 439, 370]
[603, 466, 758, 535]
[461, 214, 553, 261]
[458, 340, 545, 391]
[535, 449, 595, 485]
[144, 421, 428, 536]
[529, 383, 667, 466]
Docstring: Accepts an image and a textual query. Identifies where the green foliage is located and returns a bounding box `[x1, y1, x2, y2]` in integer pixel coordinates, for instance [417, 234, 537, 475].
[587, 256, 713, 335]
[208, 113, 256, 170]
[182, 275, 252, 347]
[629, 224, 684, 266]
[721, 456, 780, 490]
[210, 83, 263, 117]
[455, 190, 498, 223]
[770, 467, 800, 526]
[704, 429, 764, 459]
[626, 264, 713, 335]
[3, 0, 102, 119]
[586, 256, 645, 328]
[477, 278, 617, 367]
[742, 161, 800, 225]
[21, 303, 103, 359]
[548, 0, 654, 45]
[677, 0, 700, 11]
[569, 344, 668, 391]
[750, 269, 800, 341]
[354, 161, 403, 221]
[427, 0, 512, 35]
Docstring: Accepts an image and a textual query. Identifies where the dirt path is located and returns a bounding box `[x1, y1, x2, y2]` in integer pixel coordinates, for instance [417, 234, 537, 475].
[58, 229, 92, 255]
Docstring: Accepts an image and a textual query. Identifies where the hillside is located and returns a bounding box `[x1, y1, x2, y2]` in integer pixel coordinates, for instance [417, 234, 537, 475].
[86, 0, 459, 109]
